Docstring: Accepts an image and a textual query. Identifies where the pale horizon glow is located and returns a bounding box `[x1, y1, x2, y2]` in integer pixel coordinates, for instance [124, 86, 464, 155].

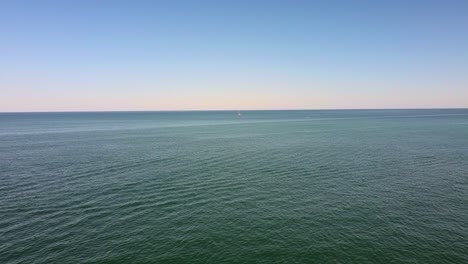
[1, 1, 468, 112]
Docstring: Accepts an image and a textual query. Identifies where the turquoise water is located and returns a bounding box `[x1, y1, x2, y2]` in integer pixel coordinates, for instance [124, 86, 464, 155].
[1, 109, 468, 263]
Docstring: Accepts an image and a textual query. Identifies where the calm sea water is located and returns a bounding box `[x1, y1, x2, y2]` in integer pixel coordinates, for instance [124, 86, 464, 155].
[1, 109, 468, 263]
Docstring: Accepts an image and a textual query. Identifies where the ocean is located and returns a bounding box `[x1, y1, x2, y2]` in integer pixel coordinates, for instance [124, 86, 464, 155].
[1, 109, 467, 263]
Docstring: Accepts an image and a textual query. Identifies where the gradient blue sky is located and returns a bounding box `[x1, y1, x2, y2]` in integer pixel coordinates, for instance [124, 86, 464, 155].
[1, 0, 467, 111]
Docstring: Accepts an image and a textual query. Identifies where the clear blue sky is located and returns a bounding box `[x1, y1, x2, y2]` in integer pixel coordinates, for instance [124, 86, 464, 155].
[1, 0, 467, 111]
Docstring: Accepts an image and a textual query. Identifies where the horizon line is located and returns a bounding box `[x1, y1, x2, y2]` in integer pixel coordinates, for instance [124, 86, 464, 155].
[1, 107, 468, 114]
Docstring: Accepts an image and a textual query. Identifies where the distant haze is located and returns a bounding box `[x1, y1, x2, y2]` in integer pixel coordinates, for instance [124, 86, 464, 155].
[1, 1, 467, 112]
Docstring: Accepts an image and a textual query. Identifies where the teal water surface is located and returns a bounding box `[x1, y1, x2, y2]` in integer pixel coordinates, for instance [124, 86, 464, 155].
[1, 109, 468, 263]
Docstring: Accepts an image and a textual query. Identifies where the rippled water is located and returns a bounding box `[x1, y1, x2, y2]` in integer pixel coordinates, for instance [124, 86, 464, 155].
[1, 109, 468, 263]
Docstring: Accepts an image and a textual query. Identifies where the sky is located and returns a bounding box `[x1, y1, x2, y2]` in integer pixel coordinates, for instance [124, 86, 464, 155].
[1, 0, 467, 111]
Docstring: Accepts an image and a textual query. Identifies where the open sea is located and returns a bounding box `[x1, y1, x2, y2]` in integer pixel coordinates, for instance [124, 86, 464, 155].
[1, 109, 468, 264]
